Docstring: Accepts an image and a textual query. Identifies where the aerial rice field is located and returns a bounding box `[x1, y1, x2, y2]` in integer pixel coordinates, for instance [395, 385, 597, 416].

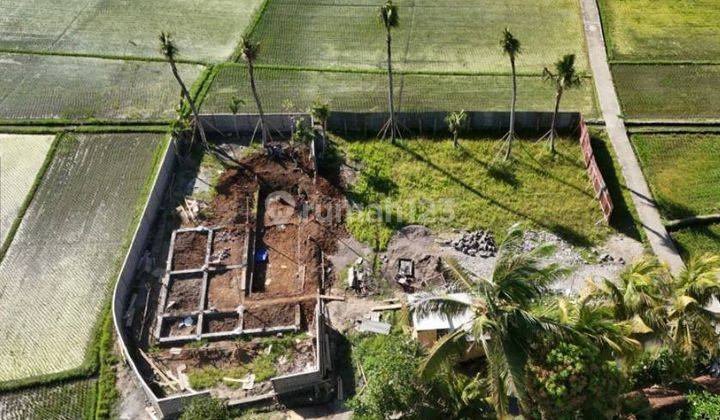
[0, 133, 164, 382]
[0, 53, 203, 120]
[202, 65, 598, 115]
[598, 0, 720, 61]
[0, 134, 54, 245]
[251, 0, 588, 73]
[612, 64, 720, 120]
[338, 135, 613, 249]
[632, 133, 720, 220]
[0, 0, 265, 61]
[0, 378, 96, 419]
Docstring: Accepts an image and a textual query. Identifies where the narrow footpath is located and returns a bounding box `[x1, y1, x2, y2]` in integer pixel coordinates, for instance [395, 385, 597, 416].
[579, 0, 685, 274]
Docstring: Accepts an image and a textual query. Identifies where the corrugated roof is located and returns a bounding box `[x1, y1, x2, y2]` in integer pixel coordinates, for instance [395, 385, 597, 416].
[408, 293, 474, 331]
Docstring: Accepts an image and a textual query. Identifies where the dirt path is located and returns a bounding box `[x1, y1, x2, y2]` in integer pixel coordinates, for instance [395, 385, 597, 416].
[579, 0, 685, 274]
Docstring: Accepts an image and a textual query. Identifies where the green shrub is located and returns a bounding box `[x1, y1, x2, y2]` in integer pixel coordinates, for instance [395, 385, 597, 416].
[180, 396, 229, 420]
[526, 342, 623, 419]
[629, 347, 693, 388]
[688, 391, 720, 419]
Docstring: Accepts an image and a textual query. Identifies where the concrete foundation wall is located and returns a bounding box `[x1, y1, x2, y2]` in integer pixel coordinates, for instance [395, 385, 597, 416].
[200, 112, 580, 138]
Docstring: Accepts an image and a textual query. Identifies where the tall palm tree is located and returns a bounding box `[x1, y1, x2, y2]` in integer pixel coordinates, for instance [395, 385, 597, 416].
[379, 1, 400, 144]
[501, 29, 521, 160]
[542, 54, 581, 155]
[415, 224, 572, 418]
[159, 32, 208, 148]
[445, 110, 467, 149]
[239, 37, 269, 146]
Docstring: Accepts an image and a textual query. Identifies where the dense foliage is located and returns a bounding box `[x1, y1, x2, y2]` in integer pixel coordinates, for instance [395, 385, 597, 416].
[526, 343, 623, 419]
[629, 347, 694, 388]
[688, 391, 720, 419]
[180, 396, 229, 420]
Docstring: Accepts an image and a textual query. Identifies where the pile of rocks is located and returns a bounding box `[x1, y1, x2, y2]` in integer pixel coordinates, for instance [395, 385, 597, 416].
[452, 230, 497, 257]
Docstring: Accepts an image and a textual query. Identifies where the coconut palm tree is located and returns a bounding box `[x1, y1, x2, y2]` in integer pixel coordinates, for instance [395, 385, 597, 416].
[542, 54, 582, 155]
[239, 37, 269, 146]
[379, 0, 400, 144]
[159, 32, 208, 148]
[582, 256, 668, 334]
[501, 29, 521, 160]
[445, 110, 467, 148]
[666, 254, 720, 357]
[415, 224, 572, 418]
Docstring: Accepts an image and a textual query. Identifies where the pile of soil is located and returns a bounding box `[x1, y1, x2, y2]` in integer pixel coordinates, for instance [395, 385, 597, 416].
[383, 225, 445, 290]
[207, 269, 242, 311]
[172, 231, 208, 271]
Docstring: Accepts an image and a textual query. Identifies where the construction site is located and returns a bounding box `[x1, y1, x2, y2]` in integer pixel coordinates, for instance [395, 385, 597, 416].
[116, 121, 347, 415]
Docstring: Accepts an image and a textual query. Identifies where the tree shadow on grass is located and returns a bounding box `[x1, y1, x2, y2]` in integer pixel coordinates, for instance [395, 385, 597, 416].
[393, 141, 593, 247]
[591, 134, 644, 242]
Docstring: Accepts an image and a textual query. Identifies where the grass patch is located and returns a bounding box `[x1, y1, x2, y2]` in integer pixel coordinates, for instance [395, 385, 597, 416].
[612, 64, 720, 120]
[339, 134, 613, 250]
[672, 224, 720, 262]
[188, 332, 309, 390]
[632, 133, 720, 220]
[599, 0, 720, 61]
[202, 65, 597, 116]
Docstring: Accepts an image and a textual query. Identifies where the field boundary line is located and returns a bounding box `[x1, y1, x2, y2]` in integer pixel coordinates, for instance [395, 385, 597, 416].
[610, 60, 720, 66]
[0, 133, 61, 263]
[217, 61, 595, 79]
[230, 0, 273, 61]
[580, 0, 685, 273]
[0, 48, 207, 66]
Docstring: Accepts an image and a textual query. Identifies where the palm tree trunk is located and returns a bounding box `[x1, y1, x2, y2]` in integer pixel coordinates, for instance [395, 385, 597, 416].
[504, 57, 517, 161]
[247, 62, 268, 146]
[170, 59, 208, 147]
[453, 131, 458, 148]
[550, 86, 563, 155]
[386, 28, 396, 144]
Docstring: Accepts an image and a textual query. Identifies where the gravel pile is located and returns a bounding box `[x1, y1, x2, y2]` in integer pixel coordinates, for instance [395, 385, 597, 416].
[452, 230, 497, 257]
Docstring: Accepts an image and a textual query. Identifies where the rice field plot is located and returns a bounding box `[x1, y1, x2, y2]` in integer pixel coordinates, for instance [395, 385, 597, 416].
[632, 133, 720, 221]
[0, 133, 164, 382]
[598, 0, 720, 61]
[672, 224, 720, 261]
[250, 0, 588, 73]
[612, 64, 720, 120]
[202, 66, 597, 115]
[0, 53, 202, 120]
[0, 0, 265, 61]
[0, 378, 96, 420]
[0, 134, 54, 245]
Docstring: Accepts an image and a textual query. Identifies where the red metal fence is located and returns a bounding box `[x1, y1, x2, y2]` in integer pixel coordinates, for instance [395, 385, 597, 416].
[579, 117, 613, 223]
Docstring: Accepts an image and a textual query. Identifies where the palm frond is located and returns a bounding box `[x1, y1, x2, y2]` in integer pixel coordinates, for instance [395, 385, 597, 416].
[419, 327, 468, 380]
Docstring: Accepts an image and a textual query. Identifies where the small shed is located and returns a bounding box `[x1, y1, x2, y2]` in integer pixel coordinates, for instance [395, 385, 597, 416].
[407, 293, 474, 348]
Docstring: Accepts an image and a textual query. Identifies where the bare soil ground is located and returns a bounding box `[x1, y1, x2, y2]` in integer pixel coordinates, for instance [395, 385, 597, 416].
[243, 303, 298, 330]
[161, 316, 197, 338]
[204, 313, 241, 333]
[253, 224, 301, 296]
[207, 269, 242, 311]
[172, 231, 208, 271]
[165, 274, 204, 314]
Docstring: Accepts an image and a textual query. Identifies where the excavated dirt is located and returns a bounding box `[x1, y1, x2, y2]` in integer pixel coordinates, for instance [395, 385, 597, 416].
[172, 231, 208, 271]
[253, 224, 301, 296]
[204, 313, 241, 333]
[243, 303, 298, 330]
[211, 226, 246, 267]
[382, 225, 446, 291]
[161, 316, 198, 338]
[165, 274, 204, 313]
[207, 269, 242, 311]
